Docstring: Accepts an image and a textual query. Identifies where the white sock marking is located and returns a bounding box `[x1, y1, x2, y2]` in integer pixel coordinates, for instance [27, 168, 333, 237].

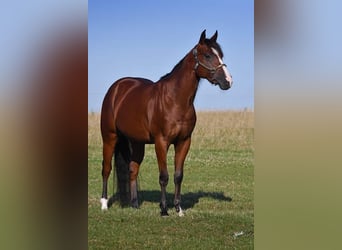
[178, 207, 184, 217]
[100, 198, 108, 210]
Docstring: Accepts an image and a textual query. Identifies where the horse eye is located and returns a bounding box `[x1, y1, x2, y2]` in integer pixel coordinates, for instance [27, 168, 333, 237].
[204, 54, 211, 59]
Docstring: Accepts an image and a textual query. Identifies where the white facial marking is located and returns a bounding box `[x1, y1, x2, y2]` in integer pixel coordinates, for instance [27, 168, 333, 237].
[211, 48, 232, 83]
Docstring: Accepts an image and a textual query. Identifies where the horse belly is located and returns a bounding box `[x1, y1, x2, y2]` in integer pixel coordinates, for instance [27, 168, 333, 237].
[117, 120, 151, 143]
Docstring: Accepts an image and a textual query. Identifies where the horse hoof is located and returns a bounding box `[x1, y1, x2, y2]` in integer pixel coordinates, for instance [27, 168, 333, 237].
[131, 199, 139, 209]
[131, 204, 139, 209]
[100, 198, 108, 210]
[160, 211, 169, 217]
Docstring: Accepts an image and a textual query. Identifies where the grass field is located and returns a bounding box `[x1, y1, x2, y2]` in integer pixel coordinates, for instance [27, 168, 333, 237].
[88, 110, 254, 249]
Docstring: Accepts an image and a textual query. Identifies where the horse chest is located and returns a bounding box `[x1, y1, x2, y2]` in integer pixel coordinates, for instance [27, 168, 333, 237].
[165, 116, 196, 141]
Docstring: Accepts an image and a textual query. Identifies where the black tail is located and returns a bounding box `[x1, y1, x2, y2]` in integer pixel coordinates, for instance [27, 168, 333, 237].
[114, 135, 131, 206]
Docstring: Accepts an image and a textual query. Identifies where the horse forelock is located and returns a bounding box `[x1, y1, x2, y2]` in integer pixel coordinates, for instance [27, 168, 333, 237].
[204, 39, 224, 58]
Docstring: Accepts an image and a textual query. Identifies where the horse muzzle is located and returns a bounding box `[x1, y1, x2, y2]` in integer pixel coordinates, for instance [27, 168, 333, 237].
[212, 67, 232, 90]
[213, 74, 232, 90]
[219, 79, 232, 90]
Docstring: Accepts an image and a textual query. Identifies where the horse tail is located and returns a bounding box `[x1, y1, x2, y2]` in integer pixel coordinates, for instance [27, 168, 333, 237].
[114, 135, 131, 206]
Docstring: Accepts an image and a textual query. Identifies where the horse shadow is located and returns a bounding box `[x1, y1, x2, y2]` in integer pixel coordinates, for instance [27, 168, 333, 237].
[108, 190, 232, 209]
[140, 190, 232, 209]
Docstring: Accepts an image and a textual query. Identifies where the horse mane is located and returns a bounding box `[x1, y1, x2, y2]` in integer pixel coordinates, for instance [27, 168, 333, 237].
[159, 40, 223, 81]
[159, 58, 185, 81]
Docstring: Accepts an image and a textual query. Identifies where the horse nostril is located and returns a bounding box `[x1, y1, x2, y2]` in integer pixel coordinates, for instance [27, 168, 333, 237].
[226, 80, 232, 89]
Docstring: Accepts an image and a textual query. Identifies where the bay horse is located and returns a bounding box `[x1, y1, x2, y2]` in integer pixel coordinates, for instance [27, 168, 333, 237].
[100, 30, 232, 216]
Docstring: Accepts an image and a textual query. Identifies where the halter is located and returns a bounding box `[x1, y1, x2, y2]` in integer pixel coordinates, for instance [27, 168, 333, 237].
[192, 47, 227, 75]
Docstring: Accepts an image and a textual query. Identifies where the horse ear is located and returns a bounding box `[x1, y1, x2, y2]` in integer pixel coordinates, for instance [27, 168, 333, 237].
[210, 30, 218, 42]
[199, 30, 206, 44]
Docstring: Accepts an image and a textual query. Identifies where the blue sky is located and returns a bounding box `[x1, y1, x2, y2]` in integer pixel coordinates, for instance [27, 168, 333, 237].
[88, 0, 254, 111]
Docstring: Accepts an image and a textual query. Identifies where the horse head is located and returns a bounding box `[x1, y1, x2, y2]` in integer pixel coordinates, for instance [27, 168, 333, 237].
[193, 30, 233, 90]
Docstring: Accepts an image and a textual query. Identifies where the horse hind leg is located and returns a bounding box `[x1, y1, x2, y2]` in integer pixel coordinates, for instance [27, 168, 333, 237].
[129, 142, 145, 208]
[100, 133, 117, 210]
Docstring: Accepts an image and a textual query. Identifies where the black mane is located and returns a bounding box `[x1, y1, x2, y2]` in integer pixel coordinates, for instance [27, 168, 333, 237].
[159, 58, 185, 81]
[205, 39, 224, 58]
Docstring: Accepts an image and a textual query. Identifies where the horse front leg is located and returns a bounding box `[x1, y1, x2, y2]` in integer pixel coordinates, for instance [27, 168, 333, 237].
[155, 138, 170, 216]
[174, 137, 191, 217]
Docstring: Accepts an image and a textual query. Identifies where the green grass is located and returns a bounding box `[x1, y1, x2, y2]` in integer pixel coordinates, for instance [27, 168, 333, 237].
[88, 111, 254, 249]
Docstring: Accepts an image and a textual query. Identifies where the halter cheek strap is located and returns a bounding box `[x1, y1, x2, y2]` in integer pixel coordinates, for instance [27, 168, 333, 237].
[192, 47, 226, 74]
[193, 48, 200, 71]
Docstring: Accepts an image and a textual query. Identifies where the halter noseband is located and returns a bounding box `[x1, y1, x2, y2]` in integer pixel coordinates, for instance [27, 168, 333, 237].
[192, 47, 226, 74]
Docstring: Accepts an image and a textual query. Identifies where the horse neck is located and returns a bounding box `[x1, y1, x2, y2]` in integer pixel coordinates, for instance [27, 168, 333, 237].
[159, 52, 199, 108]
